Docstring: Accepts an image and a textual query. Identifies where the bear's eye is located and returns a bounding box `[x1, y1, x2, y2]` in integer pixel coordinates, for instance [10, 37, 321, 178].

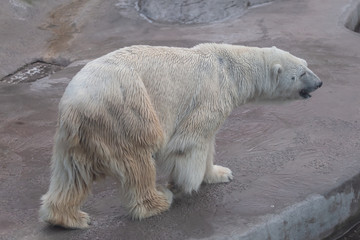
[300, 72, 306, 78]
[291, 76, 296, 81]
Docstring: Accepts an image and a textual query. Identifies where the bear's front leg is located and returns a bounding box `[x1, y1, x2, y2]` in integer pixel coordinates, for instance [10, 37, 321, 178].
[170, 143, 209, 194]
[203, 137, 233, 184]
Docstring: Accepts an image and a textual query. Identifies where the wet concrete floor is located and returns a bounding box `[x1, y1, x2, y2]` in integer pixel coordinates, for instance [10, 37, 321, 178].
[1, 0, 360, 239]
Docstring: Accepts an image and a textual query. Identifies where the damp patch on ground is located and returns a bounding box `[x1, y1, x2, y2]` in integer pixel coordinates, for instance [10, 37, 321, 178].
[1, 61, 64, 84]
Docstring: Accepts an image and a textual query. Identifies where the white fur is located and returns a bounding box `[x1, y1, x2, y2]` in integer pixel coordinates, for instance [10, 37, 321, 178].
[40, 43, 321, 228]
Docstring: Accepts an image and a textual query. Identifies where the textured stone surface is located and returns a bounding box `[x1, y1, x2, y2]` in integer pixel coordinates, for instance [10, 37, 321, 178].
[0, 0, 360, 239]
[137, 0, 271, 24]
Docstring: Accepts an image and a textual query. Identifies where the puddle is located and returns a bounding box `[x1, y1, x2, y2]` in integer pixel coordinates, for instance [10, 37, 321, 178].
[344, 1, 360, 33]
[1, 61, 63, 84]
[136, 0, 271, 24]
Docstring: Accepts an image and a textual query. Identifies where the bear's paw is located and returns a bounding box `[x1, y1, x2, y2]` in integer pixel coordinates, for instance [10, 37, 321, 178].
[204, 165, 233, 184]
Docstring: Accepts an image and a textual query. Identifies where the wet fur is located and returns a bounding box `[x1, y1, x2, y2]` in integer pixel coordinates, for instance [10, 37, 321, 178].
[39, 43, 321, 228]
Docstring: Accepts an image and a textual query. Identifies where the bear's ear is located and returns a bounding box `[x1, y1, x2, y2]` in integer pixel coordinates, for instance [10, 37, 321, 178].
[301, 59, 308, 66]
[272, 64, 283, 83]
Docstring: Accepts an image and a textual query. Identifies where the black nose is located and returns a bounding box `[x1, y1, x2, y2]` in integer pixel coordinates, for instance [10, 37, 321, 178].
[317, 82, 323, 88]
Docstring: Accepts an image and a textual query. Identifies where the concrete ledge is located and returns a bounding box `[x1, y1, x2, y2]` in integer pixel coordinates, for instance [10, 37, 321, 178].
[234, 173, 360, 240]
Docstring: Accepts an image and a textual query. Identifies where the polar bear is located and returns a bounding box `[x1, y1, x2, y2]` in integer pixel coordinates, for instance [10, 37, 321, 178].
[39, 43, 322, 228]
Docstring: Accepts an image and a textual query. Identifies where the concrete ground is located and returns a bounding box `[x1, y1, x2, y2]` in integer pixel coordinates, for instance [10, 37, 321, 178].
[1, 0, 360, 239]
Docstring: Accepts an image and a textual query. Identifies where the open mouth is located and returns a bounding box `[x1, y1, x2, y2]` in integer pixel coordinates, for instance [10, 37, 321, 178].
[299, 89, 312, 99]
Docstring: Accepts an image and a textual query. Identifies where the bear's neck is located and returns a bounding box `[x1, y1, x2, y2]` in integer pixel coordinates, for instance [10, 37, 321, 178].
[218, 46, 267, 107]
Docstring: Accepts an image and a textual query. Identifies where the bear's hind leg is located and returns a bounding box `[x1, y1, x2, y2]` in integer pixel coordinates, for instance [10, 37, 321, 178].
[203, 137, 233, 184]
[39, 152, 92, 229]
[115, 151, 173, 220]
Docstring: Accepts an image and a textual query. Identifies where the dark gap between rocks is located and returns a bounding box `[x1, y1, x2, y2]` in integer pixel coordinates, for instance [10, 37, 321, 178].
[1, 61, 65, 84]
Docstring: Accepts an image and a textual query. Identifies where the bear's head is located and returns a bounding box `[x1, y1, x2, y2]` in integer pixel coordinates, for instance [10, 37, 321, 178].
[264, 47, 322, 101]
